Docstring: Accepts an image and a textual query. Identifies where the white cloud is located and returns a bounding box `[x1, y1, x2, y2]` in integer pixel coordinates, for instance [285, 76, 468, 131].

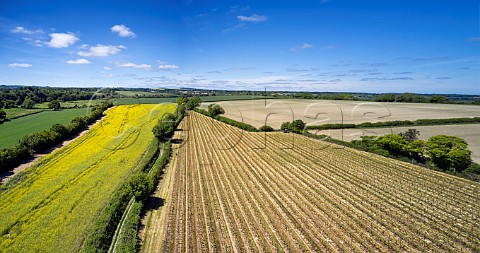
[66, 58, 91, 64]
[158, 64, 179, 69]
[47, 33, 79, 48]
[237, 14, 268, 23]
[11, 26, 43, 34]
[291, 43, 314, 52]
[8, 63, 32, 68]
[116, 62, 152, 70]
[111, 24, 136, 38]
[78, 44, 125, 57]
[103, 66, 112, 70]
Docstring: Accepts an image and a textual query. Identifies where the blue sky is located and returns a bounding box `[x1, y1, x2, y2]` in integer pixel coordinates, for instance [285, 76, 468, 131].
[0, 0, 478, 94]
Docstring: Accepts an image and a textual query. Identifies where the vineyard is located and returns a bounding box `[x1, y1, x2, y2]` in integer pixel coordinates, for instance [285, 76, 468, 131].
[0, 104, 175, 253]
[147, 111, 480, 252]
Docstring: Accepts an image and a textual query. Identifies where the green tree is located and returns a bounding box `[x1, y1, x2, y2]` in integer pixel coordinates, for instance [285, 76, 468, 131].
[406, 139, 426, 162]
[281, 122, 291, 131]
[186, 96, 201, 110]
[176, 97, 185, 105]
[290, 119, 306, 132]
[22, 97, 35, 109]
[377, 134, 409, 157]
[161, 113, 176, 123]
[125, 173, 151, 201]
[207, 104, 225, 117]
[429, 95, 449, 104]
[399, 129, 420, 142]
[0, 110, 6, 122]
[175, 104, 186, 121]
[426, 135, 472, 171]
[374, 93, 396, 102]
[50, 123, 69, 139]
[48, 100, 61, 110]
[152, 122, 174, 140]
[259, 125, 274, 132]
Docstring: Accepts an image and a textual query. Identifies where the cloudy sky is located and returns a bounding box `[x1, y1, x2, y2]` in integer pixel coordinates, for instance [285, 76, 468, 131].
[0, 0, 478, 94]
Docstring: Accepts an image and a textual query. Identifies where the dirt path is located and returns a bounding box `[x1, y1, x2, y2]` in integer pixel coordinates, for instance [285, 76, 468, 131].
[138, 153, 177, 252]
[0, 118, 103, 184]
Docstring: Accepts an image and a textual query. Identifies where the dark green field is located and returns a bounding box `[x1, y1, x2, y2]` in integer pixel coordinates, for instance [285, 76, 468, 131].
[0, 108, 90, 148]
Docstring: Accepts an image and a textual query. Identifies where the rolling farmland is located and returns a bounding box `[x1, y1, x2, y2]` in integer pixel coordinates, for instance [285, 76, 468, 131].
[145, 112, 480, 252]
[202, 99, 480, 128]
[0, 104, 175, 253]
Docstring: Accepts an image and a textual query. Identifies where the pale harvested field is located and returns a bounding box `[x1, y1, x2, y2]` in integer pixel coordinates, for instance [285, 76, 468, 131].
[202, 99, 480, 128]
[312, 124, 480, 163]
[146, 112, 480, 252]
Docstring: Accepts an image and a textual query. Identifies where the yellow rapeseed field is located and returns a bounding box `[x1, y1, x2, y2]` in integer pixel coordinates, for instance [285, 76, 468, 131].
[0, 103, 175, 253]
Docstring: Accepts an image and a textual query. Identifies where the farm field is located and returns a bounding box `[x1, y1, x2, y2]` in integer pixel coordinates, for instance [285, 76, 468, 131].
[0, 104, 175, 253]
[0, 108, 90, 148]
[314, 124, 480, 163]
[35, 99, 106, 109]
[113, 95, 269, 106]
[114, 97, 176, 105]
[2, 108, 44, 119]
[115, 90, 174, 97]
[145, 112, 480, 252]
[201, 99, 480, 128]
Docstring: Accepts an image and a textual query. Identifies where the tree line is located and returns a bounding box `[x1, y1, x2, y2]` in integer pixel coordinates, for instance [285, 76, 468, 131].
[306, 117, 480, 130]
[0, 86, 115, 109]
[275, 92, 480, 104]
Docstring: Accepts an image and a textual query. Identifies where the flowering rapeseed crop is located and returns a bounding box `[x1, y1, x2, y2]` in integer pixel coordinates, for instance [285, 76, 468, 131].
[0, 104, 175, 253]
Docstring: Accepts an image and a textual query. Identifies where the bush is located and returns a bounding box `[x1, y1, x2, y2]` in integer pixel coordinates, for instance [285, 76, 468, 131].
[207, 104, 225, 117]
[426, 135, 472, 172]
[125, 173, 151, 201]
[281, 119, 306, 133]
[216, 115, 257, 131]
[259, 125, 274, 132]
[152, 122, 174, 140]
[463, 163, 480, 174]
[81, 186, 130, 253]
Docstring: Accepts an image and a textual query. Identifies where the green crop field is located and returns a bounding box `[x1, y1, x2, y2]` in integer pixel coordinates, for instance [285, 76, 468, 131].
[2, 108, 45, 119]
[0, 108, 90, 148]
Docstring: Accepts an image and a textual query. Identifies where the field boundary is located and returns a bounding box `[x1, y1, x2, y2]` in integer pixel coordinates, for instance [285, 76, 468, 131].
[307, 117, 480, 130]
